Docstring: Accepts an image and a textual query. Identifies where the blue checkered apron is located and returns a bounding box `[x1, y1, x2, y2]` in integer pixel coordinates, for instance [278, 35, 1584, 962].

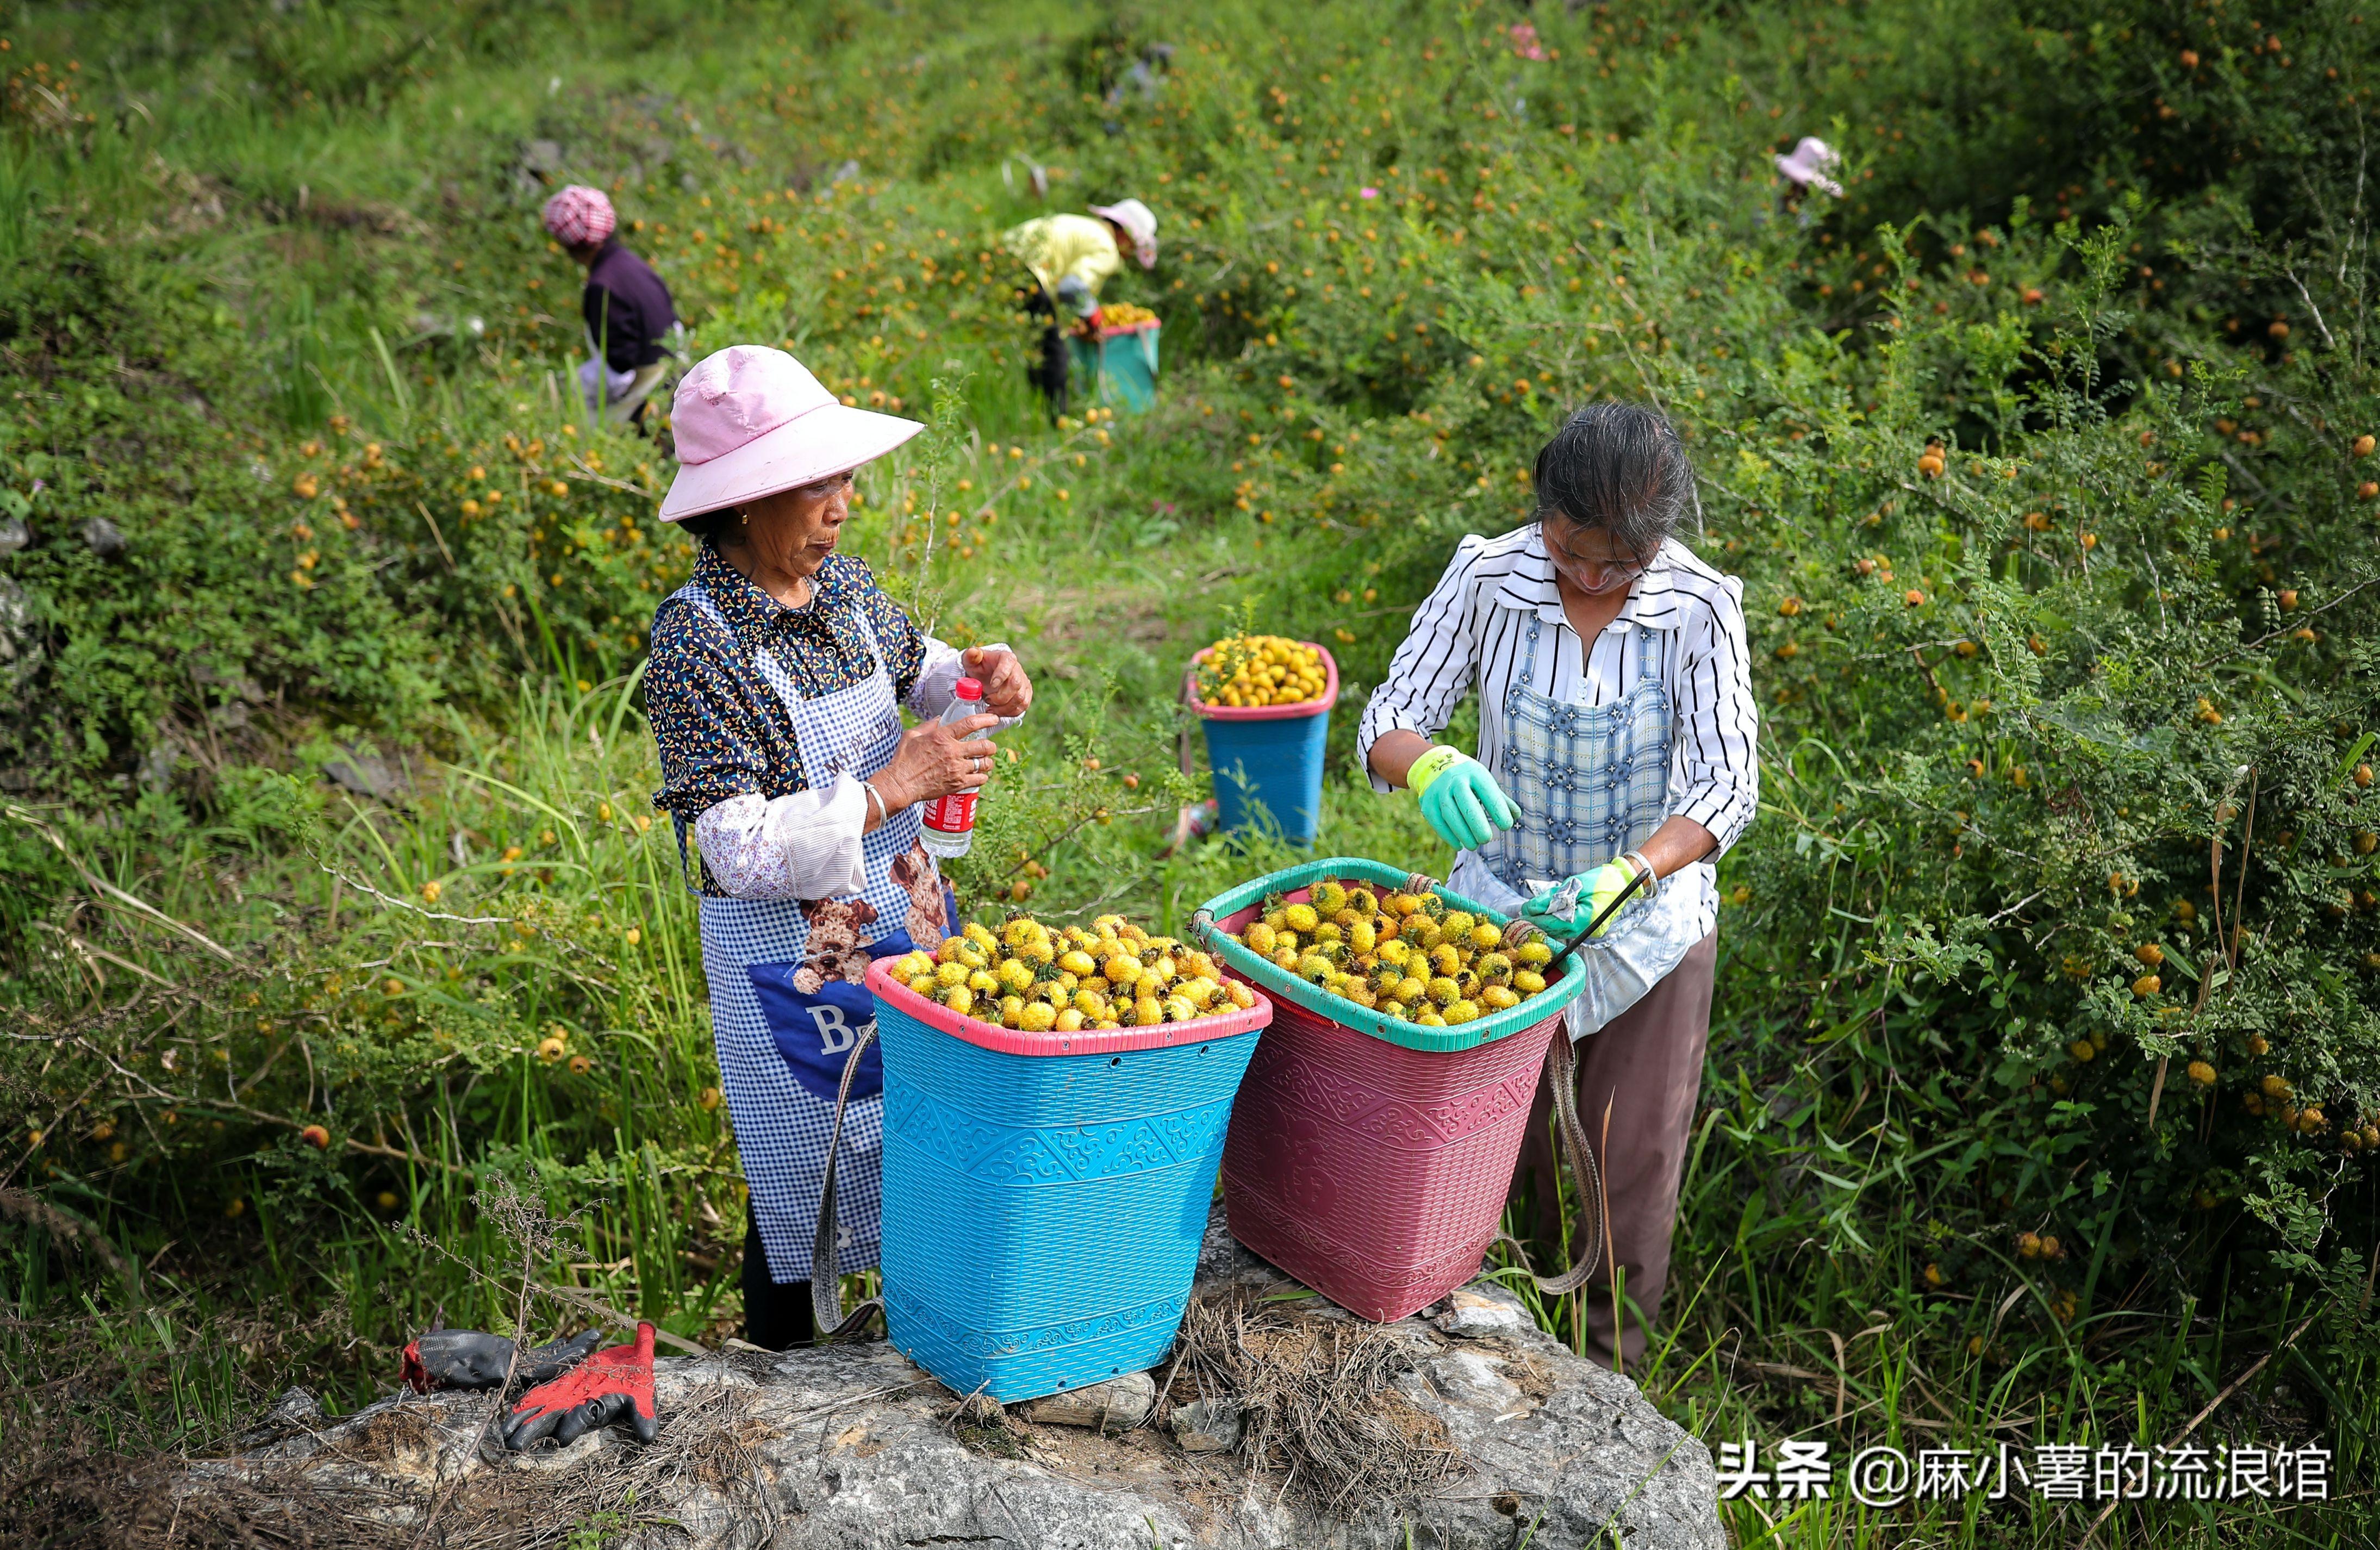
[674, 581, 931, 1284]
[1454, 611, 1705, 1038]
[1478, 613, 1672, 889]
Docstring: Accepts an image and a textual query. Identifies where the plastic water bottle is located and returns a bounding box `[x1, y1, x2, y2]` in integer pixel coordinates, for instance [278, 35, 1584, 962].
[919, 677, 986, 860]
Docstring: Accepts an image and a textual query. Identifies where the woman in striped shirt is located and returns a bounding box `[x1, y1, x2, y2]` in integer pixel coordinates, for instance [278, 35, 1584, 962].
[1359, 401, 1758, 1369]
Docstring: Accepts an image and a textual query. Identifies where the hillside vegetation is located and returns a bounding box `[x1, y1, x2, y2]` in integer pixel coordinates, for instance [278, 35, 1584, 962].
[5, 1, 2379, 1543]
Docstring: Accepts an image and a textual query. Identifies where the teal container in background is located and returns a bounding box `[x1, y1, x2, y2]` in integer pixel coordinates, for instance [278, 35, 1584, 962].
[1068, 319, 1161, 413]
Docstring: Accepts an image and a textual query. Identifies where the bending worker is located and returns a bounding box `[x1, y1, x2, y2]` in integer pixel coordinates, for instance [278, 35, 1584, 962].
[544, 184, 680, 425]
[646, 346, 1033, 1348]
[1357, 401, 1759, 1369]
[1001, 198, 1157, 418]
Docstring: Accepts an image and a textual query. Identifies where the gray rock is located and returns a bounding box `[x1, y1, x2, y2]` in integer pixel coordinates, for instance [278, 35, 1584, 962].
[232, 1386, 324, 1450]
[1021, 1370, 1153, 1430]
[321, 748, 406, 801]
[520, 139, 566, 178]
[80, 517, 126, 558]
[0, 515, 27, 555]
[0, 576, 30, 669]
[1435, 1280, 1534, 1339]
[179, 1206, 1723, 1548]
[1168, 1395, 1243, 1453]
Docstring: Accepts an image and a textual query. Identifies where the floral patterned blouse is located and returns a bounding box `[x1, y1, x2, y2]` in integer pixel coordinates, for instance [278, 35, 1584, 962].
[647, 545, 932, 889]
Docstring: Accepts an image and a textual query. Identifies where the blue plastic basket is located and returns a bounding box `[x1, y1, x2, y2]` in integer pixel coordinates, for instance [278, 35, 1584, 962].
[1188, 644, 1339, 848]
[1067, 319, 1161, 413]
[865, 960, 1270, 1403]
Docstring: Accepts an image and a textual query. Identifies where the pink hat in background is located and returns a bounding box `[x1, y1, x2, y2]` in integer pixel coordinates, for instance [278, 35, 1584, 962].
[658, 347, 924, 524]
[1089, 198, 1159, 269]
[1774, 138, 1843, 197]
[541, 185, 617, 246]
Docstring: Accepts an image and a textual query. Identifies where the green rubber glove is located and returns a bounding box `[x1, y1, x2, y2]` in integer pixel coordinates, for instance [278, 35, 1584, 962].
[1407, 745, 1519, 852]
[1521, 860, 1645, 941]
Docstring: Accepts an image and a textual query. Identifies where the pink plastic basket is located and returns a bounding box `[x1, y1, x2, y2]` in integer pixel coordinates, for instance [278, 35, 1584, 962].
[1207, 885, 1565, 1323]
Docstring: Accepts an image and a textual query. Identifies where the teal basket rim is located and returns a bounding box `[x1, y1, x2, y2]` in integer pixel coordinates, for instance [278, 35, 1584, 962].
[1190, 856, 1586, 1054]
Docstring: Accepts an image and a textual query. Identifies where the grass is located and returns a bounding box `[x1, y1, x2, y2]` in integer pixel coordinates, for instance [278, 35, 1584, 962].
[5, 1, 2379, 1544]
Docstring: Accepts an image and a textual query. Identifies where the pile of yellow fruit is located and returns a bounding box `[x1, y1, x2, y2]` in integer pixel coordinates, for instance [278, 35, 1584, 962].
[1100, 301, 1158, 327]
[889, 915, 1256, 1032]
[1195, 633, 1327, 708]
[1223, 880, 1555, 1028]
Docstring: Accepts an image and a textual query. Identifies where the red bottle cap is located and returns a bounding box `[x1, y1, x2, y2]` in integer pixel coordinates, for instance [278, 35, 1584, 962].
[954, 677, 984, 700]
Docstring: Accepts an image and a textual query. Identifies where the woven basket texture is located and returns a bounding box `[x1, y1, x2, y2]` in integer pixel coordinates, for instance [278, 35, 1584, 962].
[1219, 989, 1560, 1322]
[875, 989, 1263, 1403]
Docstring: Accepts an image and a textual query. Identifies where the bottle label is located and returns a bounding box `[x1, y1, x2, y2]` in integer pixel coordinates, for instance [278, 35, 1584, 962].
[922, 790, 978, 835]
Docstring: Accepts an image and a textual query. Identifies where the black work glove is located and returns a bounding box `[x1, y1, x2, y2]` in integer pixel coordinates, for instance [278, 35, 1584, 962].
[401, 1327, 604, 1394]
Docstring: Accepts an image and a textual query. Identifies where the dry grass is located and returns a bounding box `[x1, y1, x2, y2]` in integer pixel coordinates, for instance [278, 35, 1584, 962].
[2, 1380, 782, 1550]
[1171, 1293, 1462, 1517]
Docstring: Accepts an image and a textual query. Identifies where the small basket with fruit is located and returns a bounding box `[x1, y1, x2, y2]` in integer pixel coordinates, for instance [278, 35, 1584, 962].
[863, 914, 1272, 1402]
[1191, 857, 1588, 1321]
[1184, 633, 1339, 845]
[1068, 305, 1161, 411]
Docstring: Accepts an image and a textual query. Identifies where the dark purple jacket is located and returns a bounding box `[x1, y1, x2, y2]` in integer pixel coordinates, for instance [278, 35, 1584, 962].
[583, 240, 676, 371]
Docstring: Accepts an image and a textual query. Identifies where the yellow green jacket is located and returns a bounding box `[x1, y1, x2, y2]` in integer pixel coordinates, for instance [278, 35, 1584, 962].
[1002, 214, 1122, 299]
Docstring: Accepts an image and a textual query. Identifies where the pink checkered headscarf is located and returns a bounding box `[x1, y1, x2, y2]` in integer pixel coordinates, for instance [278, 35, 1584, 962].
[542, 185, 616, 247]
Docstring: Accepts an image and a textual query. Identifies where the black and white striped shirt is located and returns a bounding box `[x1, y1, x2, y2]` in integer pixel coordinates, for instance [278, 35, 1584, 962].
[1358, 525, 1760, 934]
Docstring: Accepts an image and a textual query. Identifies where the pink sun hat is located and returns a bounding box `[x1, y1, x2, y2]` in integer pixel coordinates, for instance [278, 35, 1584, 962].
[658, 346, 923, 524]
[541, 185, 616, 247]
[1088, 197, 1158, 268]
[1775, 137, 1844, 197]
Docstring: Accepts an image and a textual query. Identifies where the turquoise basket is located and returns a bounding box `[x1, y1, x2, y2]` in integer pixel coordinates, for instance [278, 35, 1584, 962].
[1189, 856, 1586, 1053]
[866, 959, 1270, 1403]
[1067, 319, 1161, 413]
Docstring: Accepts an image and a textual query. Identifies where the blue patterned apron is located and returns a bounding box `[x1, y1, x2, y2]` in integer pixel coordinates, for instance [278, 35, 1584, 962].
[1455, 611, 1702, 1038]
[674, 581, 942, 1284]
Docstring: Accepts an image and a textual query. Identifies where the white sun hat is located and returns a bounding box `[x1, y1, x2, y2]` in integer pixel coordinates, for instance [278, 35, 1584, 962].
[1774, 137, 1844, 197]
[1088, 197, 1159, 268]
[658, 346, 923, 524]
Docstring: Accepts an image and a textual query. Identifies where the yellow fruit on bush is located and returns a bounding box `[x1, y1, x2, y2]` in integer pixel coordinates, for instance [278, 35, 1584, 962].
[2186, 1060, 2217, 1087]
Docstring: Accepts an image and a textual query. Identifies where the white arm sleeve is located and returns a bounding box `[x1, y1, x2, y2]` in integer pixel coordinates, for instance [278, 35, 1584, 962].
[691, 779, 869, 901]
[908, 637, 1025, 733]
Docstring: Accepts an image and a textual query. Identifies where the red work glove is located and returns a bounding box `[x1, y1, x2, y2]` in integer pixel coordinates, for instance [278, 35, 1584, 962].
[501, 1322, 659, 1449]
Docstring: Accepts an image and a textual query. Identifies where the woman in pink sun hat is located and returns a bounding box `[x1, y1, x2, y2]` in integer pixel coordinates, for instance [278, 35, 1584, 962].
[645, 345, 1035, 1349]
[1773, 136, 1843, 226]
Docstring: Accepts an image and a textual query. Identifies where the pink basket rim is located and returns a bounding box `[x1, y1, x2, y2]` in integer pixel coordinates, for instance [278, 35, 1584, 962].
[865, 957, 1273, 1056]
[1184, 642, 1339, 721]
